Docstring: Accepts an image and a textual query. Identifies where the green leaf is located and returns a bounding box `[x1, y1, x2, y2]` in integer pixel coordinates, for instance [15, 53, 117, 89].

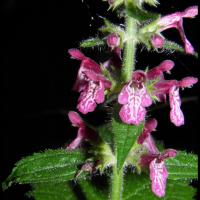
[27, 182, 77, 200]
[99, 19, 125, 43]
[165, 151, 198, 180]
[3, 149, 86, 190]
[108, 0, 124, 10]
[80, 38, 105, 48]
[125, 0, 159, 21]
[143, 0, 159, 7]
[162, 40, 198, 58]
[112, 116, 144, 171]
[123, 173, 196, 200]
[79, 179, 107, 200]
[97, 123, 113, 146]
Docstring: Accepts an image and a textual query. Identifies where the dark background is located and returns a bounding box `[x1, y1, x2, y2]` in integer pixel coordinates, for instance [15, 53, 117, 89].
[2, 0, 199, 199]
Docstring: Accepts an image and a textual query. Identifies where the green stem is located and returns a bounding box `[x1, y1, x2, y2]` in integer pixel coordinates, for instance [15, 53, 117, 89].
[121, 16, 137, 82]
[111, 166, 124, 200]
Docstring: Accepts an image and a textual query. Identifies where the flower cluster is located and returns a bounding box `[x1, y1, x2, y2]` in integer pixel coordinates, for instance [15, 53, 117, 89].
[67, 5, 198, 198]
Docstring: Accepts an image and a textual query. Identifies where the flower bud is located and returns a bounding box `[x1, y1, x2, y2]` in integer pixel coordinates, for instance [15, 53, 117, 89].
[151, 34, 164, 49]
[107, 33, 120, 49]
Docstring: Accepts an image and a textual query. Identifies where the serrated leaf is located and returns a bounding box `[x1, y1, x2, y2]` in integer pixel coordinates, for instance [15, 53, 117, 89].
[79, 179, 107, 200]
[99, 19, 125, 40]
[97, 123, 113, 146]
[27, 182, 77, 200]
[112, 116, 144, 171]
[125, 0, 159, 21]
[123, 173, 196, 200]
[80, 38, 105, 48]
[3, 149, 86, 190]
[162, 40, 198, 58]
[165, 151, 198, 180]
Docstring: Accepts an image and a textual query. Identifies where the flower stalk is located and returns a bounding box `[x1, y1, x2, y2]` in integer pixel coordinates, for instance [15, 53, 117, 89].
[122, 16, 137, 82]
[111, 166, 124, 200]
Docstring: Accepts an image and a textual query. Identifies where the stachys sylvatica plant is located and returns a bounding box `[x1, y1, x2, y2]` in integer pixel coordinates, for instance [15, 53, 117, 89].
[2, 0, 198, 200]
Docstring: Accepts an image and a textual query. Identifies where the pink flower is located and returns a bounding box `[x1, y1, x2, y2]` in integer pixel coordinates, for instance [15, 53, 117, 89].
[138, 121, 177, 197]
[154, 77, 198, 126]
[169, 86, 184, 126]
[138, 119, 159, 155]
[149, 149, 177, 198]
[67, 111, 95, 150]
[68, 49, 111, 114]
[107, 33, 120, 50]
[147, 60, 174, 80]
[149, 158, 168, 198]
[152, 6, 198, 54]
[118, 71, 152, 125]
[68, 49, 101, 92]
[151, 34, 165, 49]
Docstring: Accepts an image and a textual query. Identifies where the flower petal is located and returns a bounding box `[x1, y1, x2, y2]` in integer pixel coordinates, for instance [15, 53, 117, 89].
[143, 135, 159, 154]
[67, 128, 86, 150]
[68, 49, 86, 60]
[169, 86, 184, 126]
[150, 159, 168, 198]
[94, 81, 105, 104]
[145, 118, 158, 132]
[178, 76, 198, 88]
[77, 82, 98, 114]
[162, 149, 177, 159]
[118, 84, 129, 105]
[147, 60, 174, 80]
[182, 6, 198, 18]
[119, 103, 146, 125]
[68, 111, 84, 127]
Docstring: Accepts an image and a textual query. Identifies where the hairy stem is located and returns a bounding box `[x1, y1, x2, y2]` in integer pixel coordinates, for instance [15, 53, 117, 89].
[122, 16, 137, 82]
[111, 165, 124, 200]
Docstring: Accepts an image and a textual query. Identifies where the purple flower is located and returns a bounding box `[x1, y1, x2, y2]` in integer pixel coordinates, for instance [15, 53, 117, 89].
[147, 60, 174, 80]
[152, 6, 198, 54]
[151, 34, 165, 49]
[139, 120, 177, 197]
[68, 49, 101, 92]
[107, 33, 120, 50]
[138, 119, 159, 154]
[67, 111, 95, 150]
[169, 86, 184, 126]
[118, 71, 152, 125]
[154, 77, 198, 126]
[69, 49, 111, 114]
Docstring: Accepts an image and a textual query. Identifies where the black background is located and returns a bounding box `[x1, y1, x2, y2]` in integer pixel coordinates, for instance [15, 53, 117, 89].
[2, 0, 199, 199]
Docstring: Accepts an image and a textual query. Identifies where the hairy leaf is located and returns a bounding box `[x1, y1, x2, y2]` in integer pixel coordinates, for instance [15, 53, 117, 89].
[125, 0, 159, 21]
[162, 40, 198, 58]
[27, 182, 76, 200]
[123, 173, 196, 200]
[97, 123, 113, 146]
[80, 38, 105, 48]
[99, 19, 125, 40]
[79, 179, 107, 200]
[112, 116, 144, 171]
[2, 149, 86, 189]
[165, 151, 198, 180]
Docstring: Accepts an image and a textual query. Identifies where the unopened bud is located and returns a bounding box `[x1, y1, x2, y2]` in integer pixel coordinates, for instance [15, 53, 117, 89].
[107, 33, 120, 49]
